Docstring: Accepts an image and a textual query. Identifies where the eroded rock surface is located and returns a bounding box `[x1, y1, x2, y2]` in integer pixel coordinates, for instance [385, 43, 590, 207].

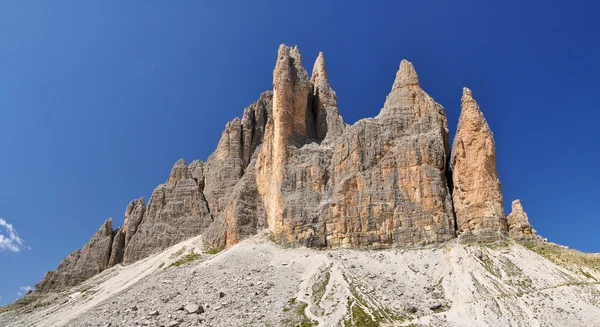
[507, 199, 539, 241]
[35, 44, 533, 295]
[451, 88, 507, 242]
[124, 159, 212, 263]
[36, 218, 115, 292]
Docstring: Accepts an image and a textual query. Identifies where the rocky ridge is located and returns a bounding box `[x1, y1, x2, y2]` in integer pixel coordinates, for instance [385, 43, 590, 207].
[35, 44, 538, 293]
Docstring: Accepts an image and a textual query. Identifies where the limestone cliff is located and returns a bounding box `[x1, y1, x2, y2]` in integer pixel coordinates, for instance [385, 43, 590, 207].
[36, 44, 537, 294]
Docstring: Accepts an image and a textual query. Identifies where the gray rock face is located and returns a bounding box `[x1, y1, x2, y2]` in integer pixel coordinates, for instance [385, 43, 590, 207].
[124, 159, 212, 263]
[311, 52, 346, 145]
[108, 227, 125, 267]
[122, 198, 144, 262]
[36, 218, 115, 292]
[202, 92, 273, 247]
[203, 91, 272, 219]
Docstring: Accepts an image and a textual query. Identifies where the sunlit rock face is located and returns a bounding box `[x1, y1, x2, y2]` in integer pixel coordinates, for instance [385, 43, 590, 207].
[507, 199, 539, 241]
[37, 44, 532, 294]
[451, 88, 507, 242]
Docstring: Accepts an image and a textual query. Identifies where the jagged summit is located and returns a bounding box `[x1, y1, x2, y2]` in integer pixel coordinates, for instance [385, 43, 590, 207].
[311, 51, 328, 82]
[392, 59, 420, 90]
[34, 44, 536, 294]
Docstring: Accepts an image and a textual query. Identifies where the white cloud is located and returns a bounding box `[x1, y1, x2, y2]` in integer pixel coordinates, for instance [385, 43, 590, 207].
[17, 286, 32, 297]
[0, 217, 25, 252]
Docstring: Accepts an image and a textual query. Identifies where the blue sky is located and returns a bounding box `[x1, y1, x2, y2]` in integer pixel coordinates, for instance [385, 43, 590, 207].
[1, 1, 598, 305]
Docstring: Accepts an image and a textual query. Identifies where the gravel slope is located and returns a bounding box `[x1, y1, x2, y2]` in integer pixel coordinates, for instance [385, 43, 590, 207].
[2, 233, 600, 327]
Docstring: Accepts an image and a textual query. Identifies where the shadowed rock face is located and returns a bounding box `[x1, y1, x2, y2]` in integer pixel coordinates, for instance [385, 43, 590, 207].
[37, 44, 530, 293]
[123, 159, 212, 263]
[35, 218, 114, 292]
[507, 199, 539, 241]
[451, 88, 507, 242]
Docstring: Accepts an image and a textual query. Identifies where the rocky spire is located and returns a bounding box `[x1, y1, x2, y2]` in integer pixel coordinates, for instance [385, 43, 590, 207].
[392, 59, 420, 90]
[122, 197, 145, 263]
[451, 87, 507, 242]
[311, 52, 345, 144]
[507, 199, 539, 241]
[272, 44, 314, 147]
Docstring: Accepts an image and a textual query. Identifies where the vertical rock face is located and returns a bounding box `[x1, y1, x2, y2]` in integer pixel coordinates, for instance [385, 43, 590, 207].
[311, 52, 346, 145]
[122, 198, 145, 251]
[108, 227, 125, 267]
[507, 199, 538, 241]
[203, 91, 273, 219]
[451, 88, 507, 242]
[124, 159, 212, 263]
[257, 53, 455, 248]
[36, 218, 115, 292]
[202, 92, 273, 247]
[38, 44, 536, 294]
[325, 60, 456, 247]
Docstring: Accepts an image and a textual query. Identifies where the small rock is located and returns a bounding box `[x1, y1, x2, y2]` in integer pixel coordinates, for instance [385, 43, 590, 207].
[184, 303, 204, 314]
[167, 321, 180, 327]
[149, 310, 159, 316]
[219, 291, 226, 298]
[430, 303, 443, 311]
[131, 305, 138, 311]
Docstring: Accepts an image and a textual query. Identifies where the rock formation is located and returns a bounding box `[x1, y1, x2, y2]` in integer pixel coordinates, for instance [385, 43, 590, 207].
[36, 44, 537, 294]
[507, 199, 538, 241]
[311, 52, 346, 145]
[35, 218, 115, 292]
[451, 88, 507, 242]
[124, 159, 212, 263]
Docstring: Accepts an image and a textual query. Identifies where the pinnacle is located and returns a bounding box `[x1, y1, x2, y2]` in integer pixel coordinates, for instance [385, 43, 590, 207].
[311, 51, 328, 82]
[392, 59, 419, 90]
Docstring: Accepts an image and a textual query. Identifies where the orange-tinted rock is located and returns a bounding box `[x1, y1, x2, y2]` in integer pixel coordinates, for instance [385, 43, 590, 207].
[507, 199, 539, 241]
[451, 88, 507, 242]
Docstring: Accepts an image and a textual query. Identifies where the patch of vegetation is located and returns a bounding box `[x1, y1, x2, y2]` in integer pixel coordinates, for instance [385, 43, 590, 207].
[343, 299, 380, 327]
[524, 242, 600, 273]
[479, 255, 502, 279]
[340, 273, 407, 325]
[170, 246, 187, 259]
[481, 240, 510, 250]
[204, 246, 221, 255]
[0, 293, 44, 314]
[282, 297, 317, 327]
[312, 270, 331, 304]
[169, 253, 199, 267]
[580, 269, 598, 281]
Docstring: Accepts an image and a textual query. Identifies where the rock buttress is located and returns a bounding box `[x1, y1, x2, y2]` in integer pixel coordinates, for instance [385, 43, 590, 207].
[123, 159, 212, 262]
[202, 92, 273, 247]
[325, 60, 456, 247]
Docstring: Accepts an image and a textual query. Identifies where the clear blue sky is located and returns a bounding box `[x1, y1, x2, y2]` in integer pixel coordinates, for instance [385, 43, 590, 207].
[1, 1, 598, 305]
